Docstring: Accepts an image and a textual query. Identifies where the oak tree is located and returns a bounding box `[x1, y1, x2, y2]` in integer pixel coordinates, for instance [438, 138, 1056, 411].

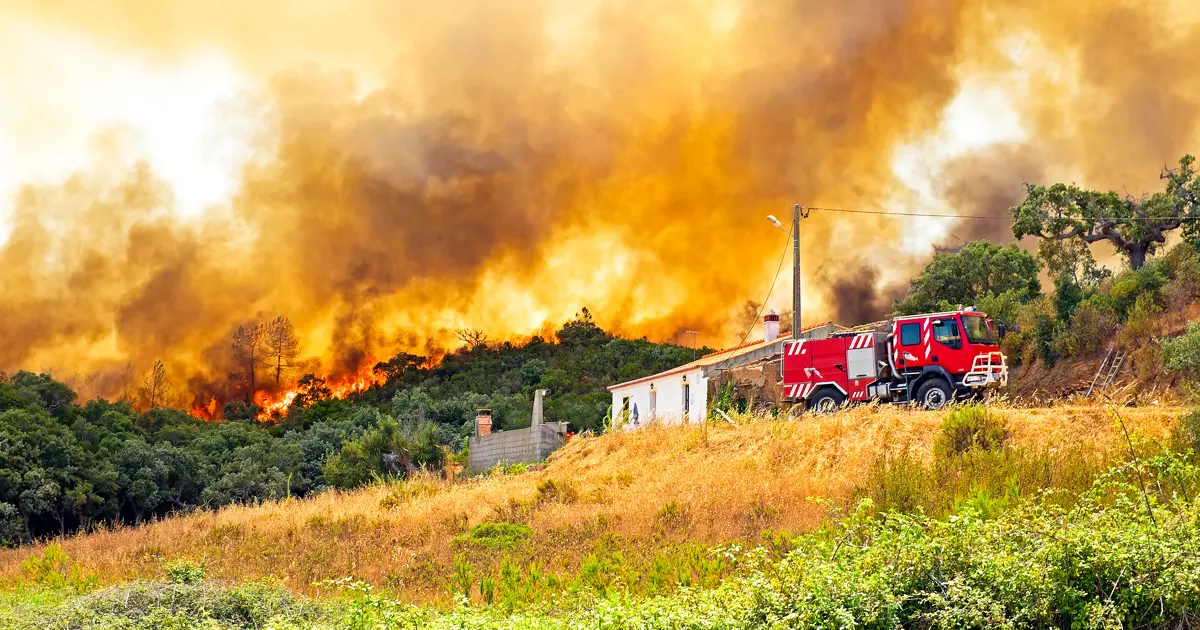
[1011, 155, 1200, 270]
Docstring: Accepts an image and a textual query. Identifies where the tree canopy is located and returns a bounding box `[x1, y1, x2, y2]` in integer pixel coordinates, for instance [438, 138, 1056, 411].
[893, 241, 1042, 315]
[1011, 155, 1200, 270]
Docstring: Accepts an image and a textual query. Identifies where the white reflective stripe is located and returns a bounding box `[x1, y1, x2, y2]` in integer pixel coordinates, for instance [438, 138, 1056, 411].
[925, 345, 932, 359]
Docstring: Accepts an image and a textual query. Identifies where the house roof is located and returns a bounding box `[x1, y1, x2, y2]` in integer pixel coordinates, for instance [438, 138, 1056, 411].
[606, 322, 834, 391]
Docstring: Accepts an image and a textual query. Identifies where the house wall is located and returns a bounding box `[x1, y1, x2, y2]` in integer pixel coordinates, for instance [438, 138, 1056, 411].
[609, 367, 707, 428]
[468, 422, 568, 471]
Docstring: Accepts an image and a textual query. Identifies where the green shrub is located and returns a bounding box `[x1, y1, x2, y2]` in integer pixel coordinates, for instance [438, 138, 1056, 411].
[19, 544, 96, 593]
[43, 580, 318, 628]
[934, 405, 1010, 458]
[165, 559, 207, 585]
[454, 522, 533, 549]
[1162, 323, 1200, 382]
[1119, 292, 1162, 347]
[1065, 296, 1118, 357]
[1172, 410, 1200, 455]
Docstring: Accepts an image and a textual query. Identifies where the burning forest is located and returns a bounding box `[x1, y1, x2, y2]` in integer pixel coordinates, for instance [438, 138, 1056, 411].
[3, 0, 1200, 409]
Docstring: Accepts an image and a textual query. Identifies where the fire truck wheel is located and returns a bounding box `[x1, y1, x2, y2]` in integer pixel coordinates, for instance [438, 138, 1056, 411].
[807, 389, 845, 414]
[917, 378, 952, 410]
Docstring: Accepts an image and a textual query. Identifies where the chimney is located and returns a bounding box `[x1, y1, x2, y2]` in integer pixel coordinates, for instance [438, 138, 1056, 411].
[532, 389, 549, 427]
[764, 310, 780, 342]
[475, 409, 493, 437]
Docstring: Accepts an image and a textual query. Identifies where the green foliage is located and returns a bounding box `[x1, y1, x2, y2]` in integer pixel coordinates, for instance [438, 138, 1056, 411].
[19, 544, 96, 593]
[1064, 295, 1118, 357]
[1172, 410, 1200, 456]
[1119, 292, 1163, 347]
[894, 241, 1041, 315]
[971, 289, 1024, 328]
[454, 522, 533, 549]
[1162, 323, 1200, 382]
[1013, 155, 1200, 269]
[165, 559, 207, 585]
[934, 405, 1010, 458]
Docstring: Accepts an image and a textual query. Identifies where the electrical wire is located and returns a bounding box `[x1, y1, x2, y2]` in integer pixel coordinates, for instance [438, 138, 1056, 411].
[705, 236, 791, 375]
[805, 206, 1200, 222]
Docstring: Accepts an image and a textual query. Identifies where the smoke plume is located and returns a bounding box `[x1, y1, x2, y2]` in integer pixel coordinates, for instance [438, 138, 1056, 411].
[1, 0, 1199, 406]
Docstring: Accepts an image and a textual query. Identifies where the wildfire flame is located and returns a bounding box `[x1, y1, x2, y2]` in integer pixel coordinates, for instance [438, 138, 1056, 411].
[253, 362, 387, 422]
[189, 396, 219, 421]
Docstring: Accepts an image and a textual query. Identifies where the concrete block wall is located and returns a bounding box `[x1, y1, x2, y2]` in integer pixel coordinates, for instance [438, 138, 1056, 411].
[468, 422, 567, 471]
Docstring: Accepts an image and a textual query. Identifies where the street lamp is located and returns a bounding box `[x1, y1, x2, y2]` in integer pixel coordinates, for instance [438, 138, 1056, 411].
[684, 330, 699, 360]
[767, 205, 804, 340]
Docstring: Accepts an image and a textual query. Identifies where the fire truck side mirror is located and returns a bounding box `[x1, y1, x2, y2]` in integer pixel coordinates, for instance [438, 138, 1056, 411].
[997, 323, 1007, 339]
[931, 319, 943, 326]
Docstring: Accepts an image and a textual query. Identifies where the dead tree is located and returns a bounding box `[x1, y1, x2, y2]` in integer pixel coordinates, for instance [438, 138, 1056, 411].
[264, 316, 302, 387]
[140, 360, 171, 410]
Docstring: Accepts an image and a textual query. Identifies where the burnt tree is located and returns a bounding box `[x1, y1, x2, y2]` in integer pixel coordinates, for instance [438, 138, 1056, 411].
[139, 360, 170, 410]
[231, 323, 267, 400]
[264, 316, 302, 387]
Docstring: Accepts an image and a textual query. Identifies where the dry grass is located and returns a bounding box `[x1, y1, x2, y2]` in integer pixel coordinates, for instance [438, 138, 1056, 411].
[0, 402, 1181, 603]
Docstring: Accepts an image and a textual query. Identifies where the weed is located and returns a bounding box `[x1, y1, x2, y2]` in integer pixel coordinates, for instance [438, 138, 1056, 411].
[935, 404, 1010, 457]
[451, 554, 473, 600]
[535, 478, 579, 504]
[654, 500, 692, 533]
[19, 544, 96, 593]
[454, 522, 533, 549]
[165, 559, 207, 585]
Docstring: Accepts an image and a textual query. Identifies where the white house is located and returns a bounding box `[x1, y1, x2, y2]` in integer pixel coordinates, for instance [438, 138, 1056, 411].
[607, 314, 840, 428]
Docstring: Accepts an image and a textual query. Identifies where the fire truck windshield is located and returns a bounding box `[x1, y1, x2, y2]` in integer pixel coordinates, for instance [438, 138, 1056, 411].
[963, 315, 995, 345]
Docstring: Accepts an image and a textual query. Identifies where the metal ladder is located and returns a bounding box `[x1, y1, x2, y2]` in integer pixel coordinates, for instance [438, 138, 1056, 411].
[1086, 348, 1128, 397]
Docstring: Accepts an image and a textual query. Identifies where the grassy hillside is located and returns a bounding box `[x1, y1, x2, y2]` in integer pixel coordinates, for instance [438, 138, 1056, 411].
[0, 403, 1179, 607]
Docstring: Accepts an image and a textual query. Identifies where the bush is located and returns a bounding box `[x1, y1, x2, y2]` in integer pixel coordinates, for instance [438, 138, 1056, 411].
[1162, 323, 1200, 382]
[455, 522, 533, 549]
[1172, 410, 1200, 455]
[1118, 292, 1163, 347]
[46, 580, 318, 628]
[1065, 296, 1118, 357]
[166, 559, 207, 585]
[934, 405, 1010, 458]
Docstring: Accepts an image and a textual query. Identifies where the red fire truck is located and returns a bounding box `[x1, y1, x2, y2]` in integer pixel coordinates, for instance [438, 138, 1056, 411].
[782, 307, 1008, 412]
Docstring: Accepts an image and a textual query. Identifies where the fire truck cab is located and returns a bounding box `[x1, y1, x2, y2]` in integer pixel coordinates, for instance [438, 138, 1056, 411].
[782, 307, 1007, 412]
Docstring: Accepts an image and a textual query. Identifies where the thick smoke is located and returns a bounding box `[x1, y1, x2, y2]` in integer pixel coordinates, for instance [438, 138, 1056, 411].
[1, 0, 1199, 405]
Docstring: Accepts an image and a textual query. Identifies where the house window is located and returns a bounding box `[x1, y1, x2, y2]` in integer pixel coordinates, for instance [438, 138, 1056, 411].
[900, 322, 920, 346]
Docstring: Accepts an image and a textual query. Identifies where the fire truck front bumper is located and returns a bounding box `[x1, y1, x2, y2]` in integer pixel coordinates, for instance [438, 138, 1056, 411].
[963, 352, 1008, 388]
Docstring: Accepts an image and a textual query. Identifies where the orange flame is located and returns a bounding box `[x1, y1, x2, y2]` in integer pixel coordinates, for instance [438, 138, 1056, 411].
[254, 362, 387, 422]
[189, 396, 219, 421]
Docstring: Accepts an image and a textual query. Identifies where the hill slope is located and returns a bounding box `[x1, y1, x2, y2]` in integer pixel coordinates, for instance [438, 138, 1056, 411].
[0, 403, 1178, 604]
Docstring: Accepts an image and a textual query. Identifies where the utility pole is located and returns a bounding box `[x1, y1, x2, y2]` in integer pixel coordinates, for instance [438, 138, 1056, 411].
[685, 330, 698, 360]
[791, 204, 804, 339]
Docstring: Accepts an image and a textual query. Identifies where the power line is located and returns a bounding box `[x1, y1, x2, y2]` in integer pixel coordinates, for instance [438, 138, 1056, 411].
[806, 206, 1200, 222]
[807, 206, 1009, 220]
[706, 235, 791, 375]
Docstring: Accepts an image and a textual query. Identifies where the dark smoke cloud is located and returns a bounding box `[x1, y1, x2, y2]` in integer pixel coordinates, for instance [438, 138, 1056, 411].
[819, 263, 907, 326]
[935, 143, 1049, 247]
